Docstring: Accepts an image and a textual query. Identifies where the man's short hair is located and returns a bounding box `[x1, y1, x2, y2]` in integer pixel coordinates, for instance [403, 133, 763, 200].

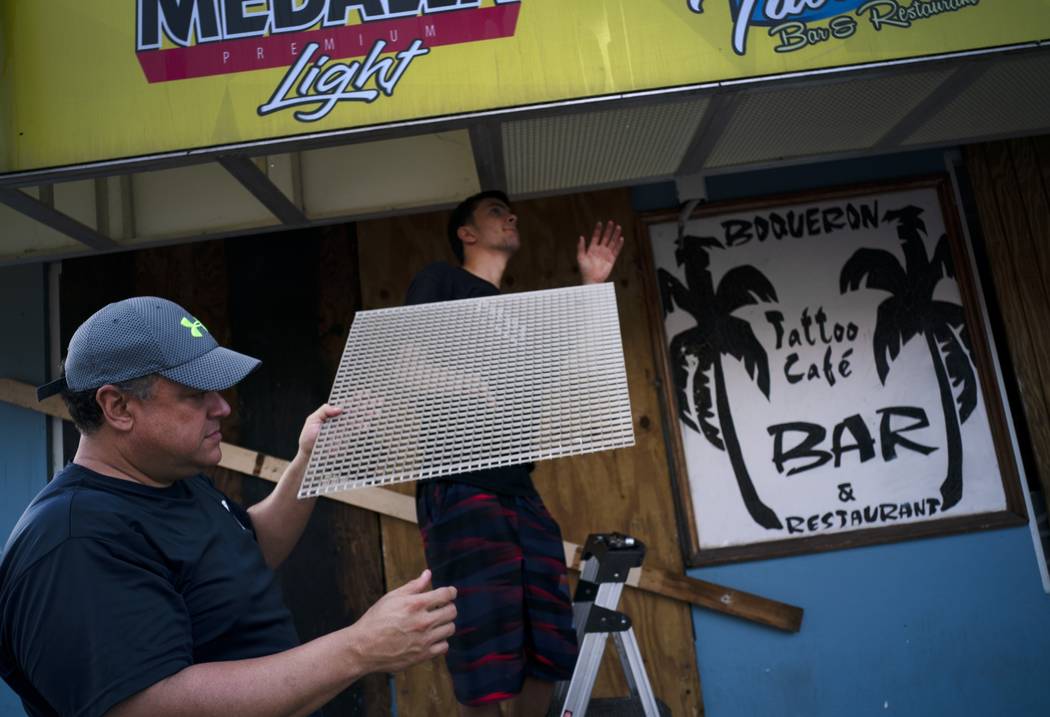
[61, 374, 157, 434]
[447, 190, 511, 264]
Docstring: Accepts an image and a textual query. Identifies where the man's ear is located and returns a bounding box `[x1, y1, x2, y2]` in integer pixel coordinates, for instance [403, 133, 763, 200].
[457, 223, 479, 249]
[95, 385, 135, 433]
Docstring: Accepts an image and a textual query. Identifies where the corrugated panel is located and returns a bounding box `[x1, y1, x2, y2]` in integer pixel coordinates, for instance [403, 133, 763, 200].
[906, 52, 1050, 146]
[503, 98, 709, 195]
[706, 69, 952, 168]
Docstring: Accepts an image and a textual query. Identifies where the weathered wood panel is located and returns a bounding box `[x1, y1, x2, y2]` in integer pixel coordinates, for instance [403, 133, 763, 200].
[358, 209, 461, 711]
[358, 189, 704, 716]
[966, 137, 1050, 522]
[221, 229, 387, 716]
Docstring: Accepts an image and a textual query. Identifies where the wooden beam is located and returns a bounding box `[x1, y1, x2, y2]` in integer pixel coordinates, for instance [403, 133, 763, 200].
[216, 155, 308, 226]
[0, 377, 803, 632]
[0, 187, 118, 250]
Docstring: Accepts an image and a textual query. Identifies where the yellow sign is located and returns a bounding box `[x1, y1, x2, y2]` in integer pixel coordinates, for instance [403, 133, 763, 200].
[2, 0, 1048, 175]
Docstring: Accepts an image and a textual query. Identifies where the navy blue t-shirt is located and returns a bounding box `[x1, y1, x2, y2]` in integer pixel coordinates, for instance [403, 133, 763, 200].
[405, 262, 537, 497]
[0, 464, 302, 717]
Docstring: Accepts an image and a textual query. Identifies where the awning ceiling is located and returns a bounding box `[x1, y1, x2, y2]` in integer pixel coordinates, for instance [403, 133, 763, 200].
[1, 46, 1048, 267]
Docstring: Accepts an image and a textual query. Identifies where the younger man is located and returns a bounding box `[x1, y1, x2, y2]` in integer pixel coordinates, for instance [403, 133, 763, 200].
[406, 192, 624, 716]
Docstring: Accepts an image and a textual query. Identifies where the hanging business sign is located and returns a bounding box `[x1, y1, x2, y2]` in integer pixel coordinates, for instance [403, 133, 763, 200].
[2, 0, 1048, 174]
[642, 177, 1027, 565]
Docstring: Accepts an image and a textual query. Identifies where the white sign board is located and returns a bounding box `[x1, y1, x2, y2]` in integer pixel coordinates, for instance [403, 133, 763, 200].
[647, 179, 1023, 560]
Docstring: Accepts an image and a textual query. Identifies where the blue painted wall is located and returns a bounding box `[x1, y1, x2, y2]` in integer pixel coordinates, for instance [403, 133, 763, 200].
[634, 152, 1050, 716]
[693, 531, 1050, 717]
[0, 265, 49, 715]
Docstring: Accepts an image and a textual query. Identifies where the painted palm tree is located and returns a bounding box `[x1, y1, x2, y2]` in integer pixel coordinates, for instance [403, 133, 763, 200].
[840, 205, 977, 511]
[658, 231, 782, 530]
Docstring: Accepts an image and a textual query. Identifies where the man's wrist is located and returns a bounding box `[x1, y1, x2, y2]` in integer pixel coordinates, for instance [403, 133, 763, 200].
[289, 449, 311, 471]
[338, 623, 374, 682]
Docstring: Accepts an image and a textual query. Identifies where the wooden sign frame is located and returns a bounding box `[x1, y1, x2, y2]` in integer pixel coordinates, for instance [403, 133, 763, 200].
[640, 176, 1027, 566]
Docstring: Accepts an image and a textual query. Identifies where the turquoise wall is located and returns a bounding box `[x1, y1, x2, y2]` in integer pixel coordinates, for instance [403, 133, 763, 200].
[692, 530, 1050, 716]
[636, 152, 1050, 716]
[0, 264, 49, 715]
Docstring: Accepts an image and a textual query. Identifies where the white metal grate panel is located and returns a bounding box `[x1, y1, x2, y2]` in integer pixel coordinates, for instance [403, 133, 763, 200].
[300, 283, 635, 497]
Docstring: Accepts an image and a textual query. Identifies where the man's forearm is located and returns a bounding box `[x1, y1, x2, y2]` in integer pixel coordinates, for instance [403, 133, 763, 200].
[107, 571, 457, 717]
[106, 627, 365, 717]
[248, 451, 317, 568]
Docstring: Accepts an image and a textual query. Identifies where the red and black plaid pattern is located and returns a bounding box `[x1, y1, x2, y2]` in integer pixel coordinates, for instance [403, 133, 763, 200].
[417, 481, 578, 707]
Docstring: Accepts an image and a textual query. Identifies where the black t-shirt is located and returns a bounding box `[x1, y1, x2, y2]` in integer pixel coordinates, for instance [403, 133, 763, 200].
[0, 464, 302, 717]
[405, 262, 537, 496]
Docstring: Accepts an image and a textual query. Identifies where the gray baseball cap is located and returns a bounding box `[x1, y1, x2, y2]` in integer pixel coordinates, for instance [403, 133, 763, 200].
[37, 297, 260, 400]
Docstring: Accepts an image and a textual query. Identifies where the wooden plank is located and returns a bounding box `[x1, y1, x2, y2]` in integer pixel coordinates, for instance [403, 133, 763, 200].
[985, 143, 1050, 389]
[1006, 139, 1050, 330]
[223, 229, 387, 716]
[355, 208, 470, 717]
[965, 144, 1050, 517]
[976, 144, 1050, 482]
[631, 567, 803, 633]
[1005, 137, 1050, 522]
[380, 513, 457, 711]
[0, 378, 420, 522]
[637, 208, 705, 566]
[1034, 136, 1050, 216]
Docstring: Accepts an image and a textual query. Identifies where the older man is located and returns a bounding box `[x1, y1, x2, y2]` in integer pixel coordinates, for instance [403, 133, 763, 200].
[0, 296, 456, 717]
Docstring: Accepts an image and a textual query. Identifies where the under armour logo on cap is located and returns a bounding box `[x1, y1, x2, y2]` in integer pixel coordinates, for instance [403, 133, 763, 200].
[181, 317, 208, 338]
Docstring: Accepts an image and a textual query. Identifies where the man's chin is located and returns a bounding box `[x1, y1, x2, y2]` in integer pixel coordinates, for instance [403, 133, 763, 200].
[195, 446, 223, 471]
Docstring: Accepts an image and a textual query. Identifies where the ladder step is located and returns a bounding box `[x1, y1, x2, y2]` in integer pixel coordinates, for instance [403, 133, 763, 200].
[555, 533, 662, 717]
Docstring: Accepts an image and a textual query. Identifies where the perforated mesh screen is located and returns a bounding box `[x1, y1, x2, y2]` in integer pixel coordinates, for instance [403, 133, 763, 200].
[300, 283, 634, 497]
[705, 69, 950, 167]
[503, 98, 709, 195]
[905, 52, 1050, 146]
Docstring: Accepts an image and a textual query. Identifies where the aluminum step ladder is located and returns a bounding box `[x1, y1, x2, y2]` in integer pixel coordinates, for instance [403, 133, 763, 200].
[553, 533, 662, 717]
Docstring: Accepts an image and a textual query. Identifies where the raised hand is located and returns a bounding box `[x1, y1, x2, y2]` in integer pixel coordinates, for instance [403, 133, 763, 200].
[578, 220, 625, 285]
[347, 570, 457, 674]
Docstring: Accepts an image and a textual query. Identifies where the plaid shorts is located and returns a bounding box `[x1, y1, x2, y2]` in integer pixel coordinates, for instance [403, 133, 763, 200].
[416, 481, 578, 707]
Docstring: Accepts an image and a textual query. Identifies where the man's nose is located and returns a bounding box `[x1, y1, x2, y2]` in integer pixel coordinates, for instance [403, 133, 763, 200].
[208, 391, 232, 418]
[507, 213, 517, 225]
